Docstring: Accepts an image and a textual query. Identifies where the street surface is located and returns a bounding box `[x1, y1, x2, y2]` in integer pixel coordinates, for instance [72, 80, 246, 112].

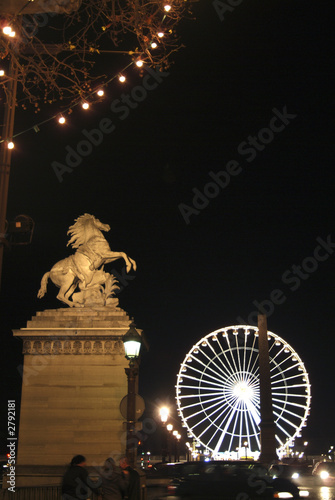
[147, 475, 335, 500]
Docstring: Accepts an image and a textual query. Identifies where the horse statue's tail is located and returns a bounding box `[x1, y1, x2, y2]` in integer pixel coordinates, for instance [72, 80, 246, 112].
[37, 272, 50, 298]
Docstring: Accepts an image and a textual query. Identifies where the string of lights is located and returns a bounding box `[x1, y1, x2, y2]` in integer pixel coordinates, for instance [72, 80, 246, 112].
[0, 0, 188, 148]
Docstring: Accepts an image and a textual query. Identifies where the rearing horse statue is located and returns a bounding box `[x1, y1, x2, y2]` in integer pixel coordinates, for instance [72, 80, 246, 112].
[37, 214, 136, 307]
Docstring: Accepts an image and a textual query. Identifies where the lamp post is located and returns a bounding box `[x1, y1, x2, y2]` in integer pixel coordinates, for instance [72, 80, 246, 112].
[167, 423, 173, 462]
[159, 406, 169, 463]
[122, 323, 142, 468]
[243, 441, 248, 460]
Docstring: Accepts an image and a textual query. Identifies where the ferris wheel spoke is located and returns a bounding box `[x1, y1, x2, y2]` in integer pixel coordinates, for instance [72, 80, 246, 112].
[275, 420, 294, 440]
[271, 372, 305, 384]
[245, 335, 257, 374]
[183, 362, 227, 385]
[182, 396, 227, 422]
[213, 398, 243, 454]
[273, 410, 301, 431]
[196, 400, 235, 440]
[199, 342, 237, 381]
[272, 383, 307, 391]
[272, 397, 309, 410]
[272, 402, 304, 420]
[270, 359, 301, 375]
[246, 406, 261, 450]
[225, 335, 241, 376]
[244, 397, 261, 426]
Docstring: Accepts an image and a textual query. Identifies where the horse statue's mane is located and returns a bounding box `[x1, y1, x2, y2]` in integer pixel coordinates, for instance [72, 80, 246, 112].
[67, 214, 101, 249]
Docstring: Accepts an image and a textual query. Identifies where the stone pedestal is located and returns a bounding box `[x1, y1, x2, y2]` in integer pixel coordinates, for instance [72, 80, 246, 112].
[13, 306, 138, 487]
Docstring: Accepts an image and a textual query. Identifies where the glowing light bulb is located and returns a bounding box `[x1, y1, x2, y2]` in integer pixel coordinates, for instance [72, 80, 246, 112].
[136, 60, 144, 67]
[58, 116, 66, 124]
[3, 26, 12, 35]
[9, 31, 16, 37]
[82, 101, 89, 110]
[151, 42, 157, 49]
[164, 4, 171, 11]
[97, 89, 104, 96]
[0, 70, 5, 77]
[119, 75, 126, 83]
[157, 32, 164, 38]
[7, 141, 14, 149]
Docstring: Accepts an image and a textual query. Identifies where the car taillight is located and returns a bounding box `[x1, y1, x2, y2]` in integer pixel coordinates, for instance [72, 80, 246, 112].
[167, 485, 177, 494]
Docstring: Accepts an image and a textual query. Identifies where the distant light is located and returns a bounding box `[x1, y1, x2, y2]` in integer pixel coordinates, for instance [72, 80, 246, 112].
[164, 4, 171, 11]
[119, 75, 126, 83]
[7, 141, 14, 149]
[58, 115, 66, 124]
[3, 26, 12, 35]
[0, 70, 5, 77]
[82, 101, 89, 110]
[136, 60, 144, 68]
[151, 42, 157, 49]
[97, 89, 104, 96]
[157, 32, 164, 38]
[159, 406, 169, 423]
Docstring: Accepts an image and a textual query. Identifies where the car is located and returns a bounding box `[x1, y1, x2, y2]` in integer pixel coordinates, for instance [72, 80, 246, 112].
[166, 461, 308, 500]
[311, 461, 335, 484]
[268, 463, 311, 484]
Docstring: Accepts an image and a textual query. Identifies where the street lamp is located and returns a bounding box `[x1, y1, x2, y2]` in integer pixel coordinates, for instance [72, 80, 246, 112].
[122, 323, 142, 468]
[159, 406, 169, 463]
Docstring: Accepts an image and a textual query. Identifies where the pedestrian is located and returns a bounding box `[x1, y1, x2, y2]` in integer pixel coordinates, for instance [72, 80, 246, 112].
[62, 454, 101, 500]
[119, 457, 141, 500]
[99, 457, 126, 500]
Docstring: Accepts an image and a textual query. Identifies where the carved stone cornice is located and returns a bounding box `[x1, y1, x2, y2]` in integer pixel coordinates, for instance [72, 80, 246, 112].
[13, 307, 141, 356]
[21, 338, 125, 355]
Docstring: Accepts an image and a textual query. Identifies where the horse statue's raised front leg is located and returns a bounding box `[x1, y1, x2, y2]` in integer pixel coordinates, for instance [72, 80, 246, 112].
[103, 251, 137, 273]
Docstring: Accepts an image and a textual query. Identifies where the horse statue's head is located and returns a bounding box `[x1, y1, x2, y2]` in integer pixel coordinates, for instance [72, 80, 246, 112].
[67, 214, 110, 249]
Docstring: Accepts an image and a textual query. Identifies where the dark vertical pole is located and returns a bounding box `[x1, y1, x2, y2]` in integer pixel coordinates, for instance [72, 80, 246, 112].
[258, 313, 277, 464]
[125, 364, 138, 468]
[0, 60, 18, 289]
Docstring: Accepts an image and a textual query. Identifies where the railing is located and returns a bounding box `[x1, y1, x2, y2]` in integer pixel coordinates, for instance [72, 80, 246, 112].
[0, 484, 146, 499]
[0, 486, 101, 499]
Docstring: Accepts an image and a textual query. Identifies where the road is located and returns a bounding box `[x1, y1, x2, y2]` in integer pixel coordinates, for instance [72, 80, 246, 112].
[147, 475, 335, 500]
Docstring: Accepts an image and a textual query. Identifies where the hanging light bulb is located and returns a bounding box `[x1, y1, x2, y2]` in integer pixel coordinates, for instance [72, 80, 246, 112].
[3, 26, 12, 35]
[9, 31, 16, 37]
[164, 4, 171, 11]
[97, 89, 104, 97]
[151, 42, 157, 49]
[136, 59, 144, 68]
[0, 70, 5, 77]
[7, 141, 14, 149]
[119, 75, 126, 83]
[157, 32, 164, 38]
[82, 101, 89, 110]
[58, 115, 66, 124]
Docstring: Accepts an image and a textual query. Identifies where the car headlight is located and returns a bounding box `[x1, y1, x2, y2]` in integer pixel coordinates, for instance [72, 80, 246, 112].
[320, 471, 329, 479]
[274, 492, 294, 499]
[292, 473, 300, 479]
[299, 490, 309, 497]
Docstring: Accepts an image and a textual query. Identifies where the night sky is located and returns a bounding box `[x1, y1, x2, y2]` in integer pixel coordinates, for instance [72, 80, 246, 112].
[1, 0, 335, 456]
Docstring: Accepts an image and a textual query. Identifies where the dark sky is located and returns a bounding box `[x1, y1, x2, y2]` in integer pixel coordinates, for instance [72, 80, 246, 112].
[1, 0, 335, 456]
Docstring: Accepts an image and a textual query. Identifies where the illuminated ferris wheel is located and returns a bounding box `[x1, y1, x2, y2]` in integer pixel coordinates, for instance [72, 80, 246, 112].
[176, 326, 311, 458]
